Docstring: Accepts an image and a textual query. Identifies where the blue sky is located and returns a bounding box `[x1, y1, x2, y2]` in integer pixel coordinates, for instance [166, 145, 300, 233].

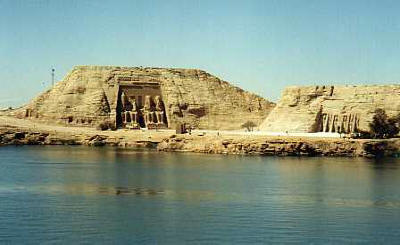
[1, 0, 399, 107]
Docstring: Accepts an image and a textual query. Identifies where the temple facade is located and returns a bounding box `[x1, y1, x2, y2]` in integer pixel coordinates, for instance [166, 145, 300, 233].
[260, 85, 400, 133]
[116, 78, 167, 129]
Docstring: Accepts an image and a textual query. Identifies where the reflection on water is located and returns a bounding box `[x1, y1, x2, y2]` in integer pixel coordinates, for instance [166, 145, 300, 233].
[1, 146, 400, 243]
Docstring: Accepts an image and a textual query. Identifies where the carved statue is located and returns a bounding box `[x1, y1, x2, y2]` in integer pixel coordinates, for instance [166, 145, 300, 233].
[120, 92, 142, 128]
[128, 97, 138, 124]
[121, 92, 127, 111]
[320, 112, 360, 134]
[124, 111, 131, 123]
[131, 97, 137, 112]
[154, 96, 165, 124]
[141, 95, 154, 124]
[143, 95, 151, 111]
[323, 114, 330, 132]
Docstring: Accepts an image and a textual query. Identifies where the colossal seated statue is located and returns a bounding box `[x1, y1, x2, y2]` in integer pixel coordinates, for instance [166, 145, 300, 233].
[128, 97, 138, 125]
[154, 95, 165, 124]
[141, 95, 153, 125]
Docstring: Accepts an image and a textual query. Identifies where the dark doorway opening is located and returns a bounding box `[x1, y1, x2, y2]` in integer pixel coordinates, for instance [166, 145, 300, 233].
[138, 114, 146, 128]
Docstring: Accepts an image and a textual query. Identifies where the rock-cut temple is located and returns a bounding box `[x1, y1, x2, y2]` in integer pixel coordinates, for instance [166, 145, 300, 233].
[18, 66, 274, 130]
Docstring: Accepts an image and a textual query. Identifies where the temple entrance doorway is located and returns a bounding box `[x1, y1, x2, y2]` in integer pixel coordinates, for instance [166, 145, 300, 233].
[137, 114, 146, 128]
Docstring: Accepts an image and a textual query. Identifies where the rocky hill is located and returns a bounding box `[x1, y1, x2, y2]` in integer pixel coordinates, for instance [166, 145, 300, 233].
[260, 85, 400, 133]
[15, 66, 275, 130]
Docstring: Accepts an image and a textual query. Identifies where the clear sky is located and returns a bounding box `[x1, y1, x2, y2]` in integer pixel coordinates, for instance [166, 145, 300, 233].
[1, 0, 399, 107]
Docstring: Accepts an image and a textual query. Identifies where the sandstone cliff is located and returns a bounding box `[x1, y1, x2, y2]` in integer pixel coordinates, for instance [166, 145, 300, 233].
[16, 66, 275, 130]
[260, 85, 400, 133]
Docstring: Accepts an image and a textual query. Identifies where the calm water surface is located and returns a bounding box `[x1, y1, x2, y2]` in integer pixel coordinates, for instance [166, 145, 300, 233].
[1, 146, 400, 244]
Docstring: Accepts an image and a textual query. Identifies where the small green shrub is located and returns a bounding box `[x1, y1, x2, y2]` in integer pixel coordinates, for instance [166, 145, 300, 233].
[369, 109, 399, 138]
[241, 121, 257, 132]
[96, 120, 116, 131]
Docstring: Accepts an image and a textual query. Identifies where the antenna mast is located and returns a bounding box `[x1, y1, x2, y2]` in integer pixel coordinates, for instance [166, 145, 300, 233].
[51, 68, 55, 86]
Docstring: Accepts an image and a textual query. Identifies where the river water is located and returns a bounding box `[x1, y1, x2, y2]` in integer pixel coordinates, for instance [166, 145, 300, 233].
[1, 146, 400, 244]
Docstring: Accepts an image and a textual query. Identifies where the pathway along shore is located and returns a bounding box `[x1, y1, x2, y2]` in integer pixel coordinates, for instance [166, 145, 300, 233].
[0, 116, 399, 158]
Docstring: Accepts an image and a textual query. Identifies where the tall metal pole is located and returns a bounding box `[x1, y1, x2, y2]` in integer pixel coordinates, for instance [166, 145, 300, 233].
[51, 68, 55, 86]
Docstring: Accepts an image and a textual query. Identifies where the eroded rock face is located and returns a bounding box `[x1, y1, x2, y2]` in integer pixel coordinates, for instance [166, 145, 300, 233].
[260, 85, 400, 133]
[157, 135, 400, 157]
[16, 66, 275, 130]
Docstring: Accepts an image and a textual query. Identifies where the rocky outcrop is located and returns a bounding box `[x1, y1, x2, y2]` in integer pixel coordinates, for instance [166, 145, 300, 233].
[0, 129, 78, 146]
[157, 134, 400, 157]
[14, 66, 275, 130]
[260, 85, 400, 133]
[1, 125, 399, 157]
[0, 127, 159, 148]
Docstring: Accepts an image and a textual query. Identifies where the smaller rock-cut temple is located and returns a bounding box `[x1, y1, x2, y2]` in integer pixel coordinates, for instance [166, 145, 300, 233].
[260, 85, 400, 133]
[18, 66, 275, 130]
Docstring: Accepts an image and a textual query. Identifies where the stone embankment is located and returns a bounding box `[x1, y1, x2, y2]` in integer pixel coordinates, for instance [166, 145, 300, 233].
[1, 112, 399, 158]
[0, 128, 400, 157]
[0, 126, 160, 148]
[157, 135, 400, 158]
